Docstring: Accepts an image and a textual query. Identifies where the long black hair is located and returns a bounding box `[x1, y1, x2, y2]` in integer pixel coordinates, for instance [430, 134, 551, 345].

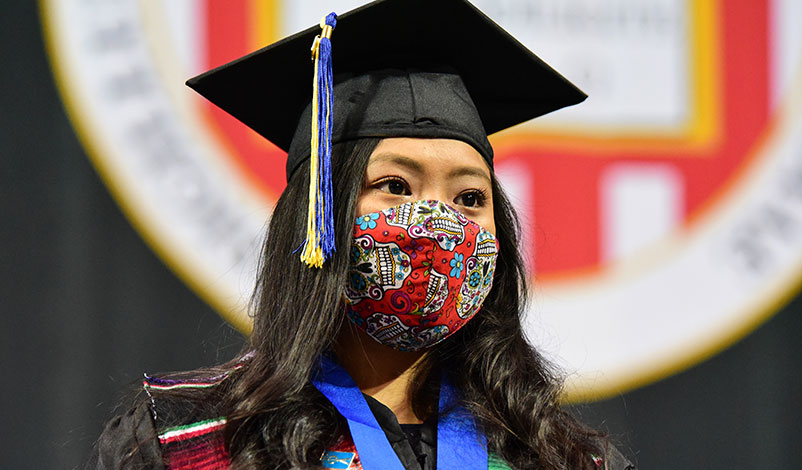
[152, 137, 608, 469]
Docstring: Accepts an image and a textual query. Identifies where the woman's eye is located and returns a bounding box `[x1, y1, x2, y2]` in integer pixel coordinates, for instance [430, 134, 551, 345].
[375, 178, 410, 195]
[387, 180, 406, 195]
[455, 190, 486, 208]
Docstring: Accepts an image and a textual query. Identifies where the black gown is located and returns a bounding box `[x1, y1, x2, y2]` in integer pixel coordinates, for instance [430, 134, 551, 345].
[86, 394, 635, 470]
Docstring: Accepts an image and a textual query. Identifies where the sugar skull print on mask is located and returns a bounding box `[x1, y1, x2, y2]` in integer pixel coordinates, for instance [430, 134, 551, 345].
[345, 200, 498, 351]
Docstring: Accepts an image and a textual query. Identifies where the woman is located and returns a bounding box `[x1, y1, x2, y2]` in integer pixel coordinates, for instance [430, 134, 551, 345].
[89, 1, 635, 469]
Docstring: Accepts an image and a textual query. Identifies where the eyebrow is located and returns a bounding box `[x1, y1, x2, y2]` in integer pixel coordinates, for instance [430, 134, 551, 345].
[369, 152, 492, 184]
[447, 166, 492, 184]
[368, 153, 425, 174]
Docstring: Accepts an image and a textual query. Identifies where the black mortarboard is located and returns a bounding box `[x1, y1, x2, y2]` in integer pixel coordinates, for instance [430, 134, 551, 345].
[186, 0, 585, 267]
[186, 0, 586, 180]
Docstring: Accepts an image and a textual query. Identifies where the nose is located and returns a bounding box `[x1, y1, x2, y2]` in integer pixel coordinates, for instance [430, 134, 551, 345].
[416, 184, 450, 204]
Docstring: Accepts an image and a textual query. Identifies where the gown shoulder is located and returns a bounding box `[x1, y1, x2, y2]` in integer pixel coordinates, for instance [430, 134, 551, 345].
[604, 441, 637, 470]
[86, 396, 165, 470]
[86, 373, 231, 470]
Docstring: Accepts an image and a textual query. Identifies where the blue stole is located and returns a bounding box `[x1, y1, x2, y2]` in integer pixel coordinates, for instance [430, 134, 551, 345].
[312, 356, 487, 470]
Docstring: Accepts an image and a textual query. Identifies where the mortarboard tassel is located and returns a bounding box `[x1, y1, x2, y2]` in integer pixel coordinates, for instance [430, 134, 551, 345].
[301, 12, 337, 268]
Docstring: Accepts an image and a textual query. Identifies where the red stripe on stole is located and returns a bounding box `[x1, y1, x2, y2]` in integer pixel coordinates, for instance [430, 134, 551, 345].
[163, 438, 230, 469]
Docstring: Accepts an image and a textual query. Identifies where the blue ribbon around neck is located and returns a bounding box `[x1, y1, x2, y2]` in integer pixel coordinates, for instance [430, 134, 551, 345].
[312, 356, 487, 470]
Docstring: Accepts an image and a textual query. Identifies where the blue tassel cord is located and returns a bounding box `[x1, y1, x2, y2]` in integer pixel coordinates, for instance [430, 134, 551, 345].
[301, 13, 337, 268]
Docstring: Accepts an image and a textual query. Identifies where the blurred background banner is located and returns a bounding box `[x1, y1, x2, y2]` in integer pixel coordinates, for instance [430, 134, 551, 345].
[4, 0, 800, 468]
[41, 0, 802, 399]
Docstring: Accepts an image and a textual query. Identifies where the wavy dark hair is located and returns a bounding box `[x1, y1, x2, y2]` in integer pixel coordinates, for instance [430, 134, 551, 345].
[150, 137, 608, 469]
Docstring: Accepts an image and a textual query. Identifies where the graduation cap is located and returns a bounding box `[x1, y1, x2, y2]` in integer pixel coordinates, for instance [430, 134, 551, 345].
[187, 0, 586, 268]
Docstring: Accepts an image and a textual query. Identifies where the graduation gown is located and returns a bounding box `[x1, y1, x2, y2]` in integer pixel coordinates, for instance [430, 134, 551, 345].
[86, 390, 635, 470]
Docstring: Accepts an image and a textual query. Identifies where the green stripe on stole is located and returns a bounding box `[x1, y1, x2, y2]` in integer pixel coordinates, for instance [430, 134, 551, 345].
[488, 453, 513, 470]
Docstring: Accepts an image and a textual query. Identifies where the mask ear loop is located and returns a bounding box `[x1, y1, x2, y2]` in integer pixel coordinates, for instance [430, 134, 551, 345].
[301, 12, 338, 268]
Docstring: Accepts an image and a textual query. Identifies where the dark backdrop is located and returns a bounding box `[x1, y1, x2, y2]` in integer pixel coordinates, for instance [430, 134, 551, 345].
[3, 2, 800, 469]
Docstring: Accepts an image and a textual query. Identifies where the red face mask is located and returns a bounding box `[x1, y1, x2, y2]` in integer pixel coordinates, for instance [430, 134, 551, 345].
[345, 200, 499, 351]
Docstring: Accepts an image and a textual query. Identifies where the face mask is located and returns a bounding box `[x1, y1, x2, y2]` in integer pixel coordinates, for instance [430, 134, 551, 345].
[345, 200, 498, 351]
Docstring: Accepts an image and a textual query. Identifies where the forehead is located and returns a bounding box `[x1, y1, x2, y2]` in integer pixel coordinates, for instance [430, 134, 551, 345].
[367, 138, 491, 176]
